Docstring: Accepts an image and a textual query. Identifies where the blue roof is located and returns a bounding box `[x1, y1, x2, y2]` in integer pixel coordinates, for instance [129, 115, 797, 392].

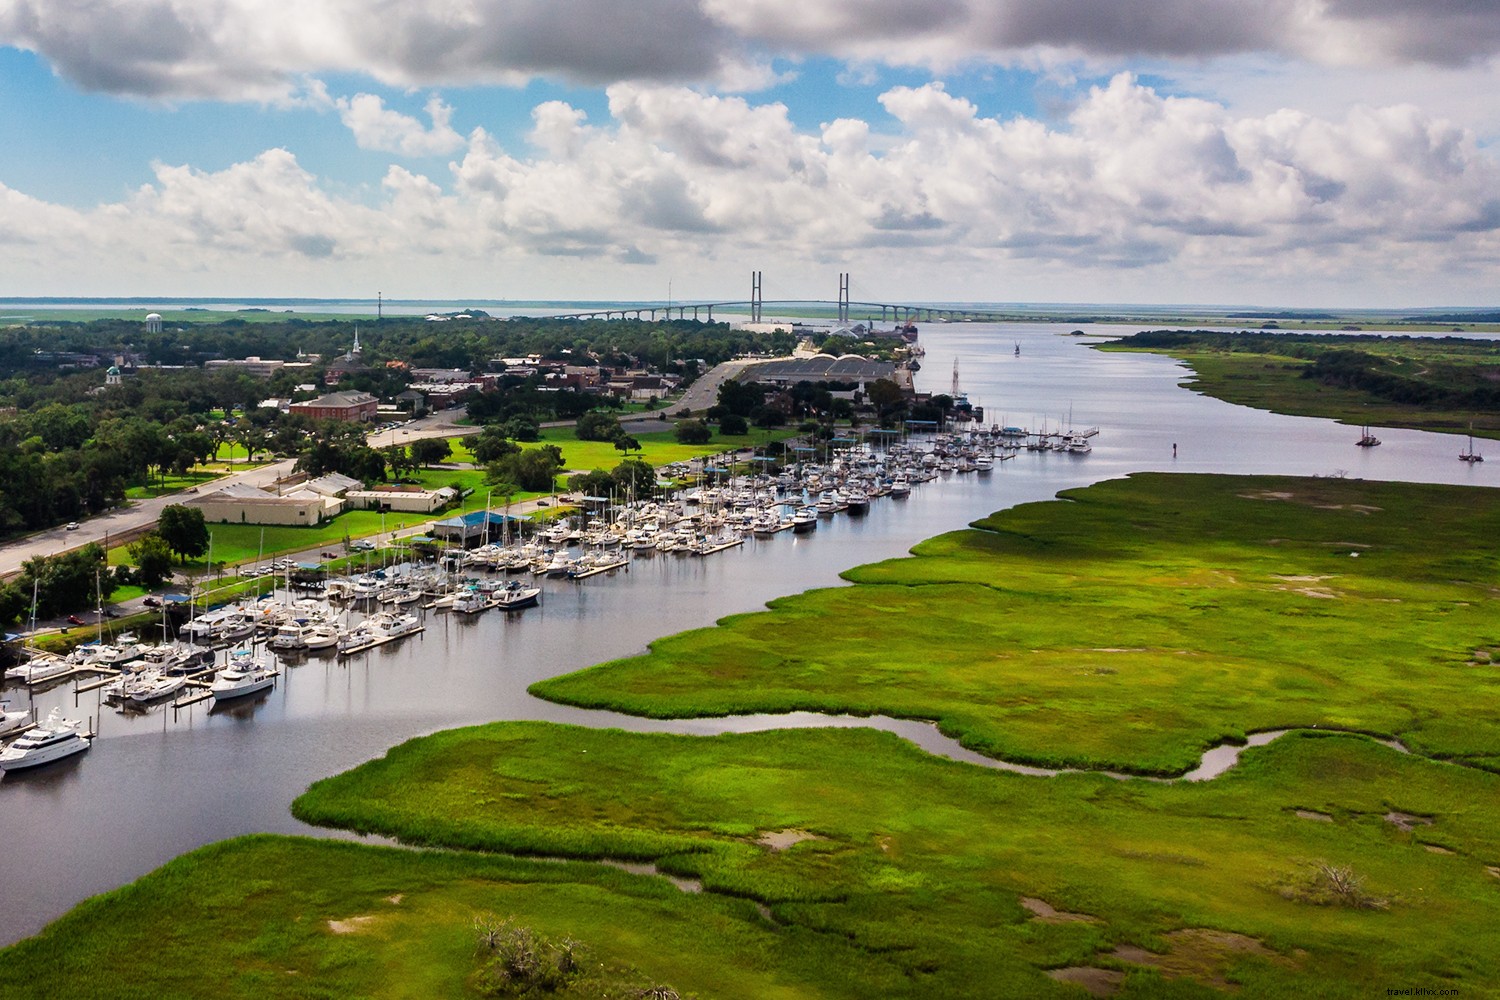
[436, 511, 522, 528]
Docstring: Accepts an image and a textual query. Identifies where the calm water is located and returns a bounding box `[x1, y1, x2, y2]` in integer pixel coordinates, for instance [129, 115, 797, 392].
[0, 322, 1490, 945]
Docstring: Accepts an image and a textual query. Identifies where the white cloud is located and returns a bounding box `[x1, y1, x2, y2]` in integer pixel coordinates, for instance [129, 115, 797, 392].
[1, 77, 1497, 304]
[336, 93, 467, 156]
[5, 0, 1500, 103]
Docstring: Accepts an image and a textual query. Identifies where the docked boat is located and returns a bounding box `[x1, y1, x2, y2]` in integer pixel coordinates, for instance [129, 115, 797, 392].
[4, 653, 72, 685]
[137, 643, 206, 675]
[0, 709, 90, 771]
[339, 611, 423, 654]
[493, 581, 541, 610]
[452, 588, 493, 615]
[126, 670, 188, 704]
[0, 699, 30, 740]
[302, 623, 343, 651]
[210, 649, 279, 703]
[791, 507, 818, 533]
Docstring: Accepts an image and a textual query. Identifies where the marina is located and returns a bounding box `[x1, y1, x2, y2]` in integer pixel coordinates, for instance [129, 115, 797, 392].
[0, 320, 1492, 947]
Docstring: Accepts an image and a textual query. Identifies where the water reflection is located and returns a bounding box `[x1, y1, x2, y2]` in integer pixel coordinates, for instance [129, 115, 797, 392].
[0, 321, 1492, 945]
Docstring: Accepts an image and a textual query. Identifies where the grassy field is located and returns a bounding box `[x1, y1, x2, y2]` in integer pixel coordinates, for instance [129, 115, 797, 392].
[1103, 332, 1500, 438]
[123, 470, 223, 500]
[535, 474, 1500, 775]
[530, 426, 795, 473]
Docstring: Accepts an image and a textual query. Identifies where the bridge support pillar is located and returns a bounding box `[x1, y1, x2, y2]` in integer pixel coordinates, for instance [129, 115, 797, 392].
[751, 271, 763, 324]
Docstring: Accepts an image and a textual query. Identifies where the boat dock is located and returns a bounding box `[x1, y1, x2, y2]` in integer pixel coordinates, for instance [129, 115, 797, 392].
[338, 626, 425, 657]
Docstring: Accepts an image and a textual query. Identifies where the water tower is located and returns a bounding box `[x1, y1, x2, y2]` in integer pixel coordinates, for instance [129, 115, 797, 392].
[145, 313, 163, 334]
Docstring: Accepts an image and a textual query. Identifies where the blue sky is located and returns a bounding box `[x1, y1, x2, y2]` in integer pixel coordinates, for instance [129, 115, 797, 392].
[2, 1, 1498, 306]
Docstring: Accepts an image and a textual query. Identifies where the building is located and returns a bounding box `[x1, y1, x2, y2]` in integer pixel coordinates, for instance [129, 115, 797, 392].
[433, 510, 522, 546]
[205, 356, 286, 378]
[345, 485, 458, 514]
[736, 354, 900, 393]
[186, 482, 343, 526]
[289, 391, 378, 422]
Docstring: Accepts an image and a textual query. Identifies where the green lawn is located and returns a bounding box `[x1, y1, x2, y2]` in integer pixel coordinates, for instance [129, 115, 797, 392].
[531, 426, 794, 473]
[535, 473, 1500, 776]
[123, 470, 223, 500]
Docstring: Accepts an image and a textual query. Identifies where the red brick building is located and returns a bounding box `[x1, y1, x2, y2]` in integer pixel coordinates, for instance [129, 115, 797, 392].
[289, 390, 378, 422]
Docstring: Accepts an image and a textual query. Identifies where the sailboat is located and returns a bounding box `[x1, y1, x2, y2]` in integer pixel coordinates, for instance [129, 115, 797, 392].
[1460, 424, 1484, 463]
[1356, 425, 1380, 447]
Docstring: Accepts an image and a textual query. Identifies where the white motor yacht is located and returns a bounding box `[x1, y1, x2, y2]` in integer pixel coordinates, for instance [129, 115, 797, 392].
[452, 588, 492, 615]
[211, 649, 279, 702]
[270, 621, 312, 651]
[5, 653, 72, 685]
[0, 709, 90, 771]
[0, 699, 31, 740]
[303, 623, 342, 651]
[127, 670, 188, 704]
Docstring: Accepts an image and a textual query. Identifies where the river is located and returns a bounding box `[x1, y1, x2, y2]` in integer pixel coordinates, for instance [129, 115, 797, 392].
[0, 322, 1489, 945]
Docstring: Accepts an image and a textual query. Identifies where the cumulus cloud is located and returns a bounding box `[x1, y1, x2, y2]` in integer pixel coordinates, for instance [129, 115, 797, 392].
[336, 93, 467, 156]
[1, 77, 1497, 301]
[4, 0, 1500, 102]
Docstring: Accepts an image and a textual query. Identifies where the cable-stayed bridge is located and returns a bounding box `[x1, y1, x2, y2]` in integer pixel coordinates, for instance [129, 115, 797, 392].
[535, 272, 1013, 325]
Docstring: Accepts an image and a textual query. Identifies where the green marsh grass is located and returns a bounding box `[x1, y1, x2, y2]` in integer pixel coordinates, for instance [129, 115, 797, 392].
[285, 722, 1500, 996]
[533, 474, 1500, 774]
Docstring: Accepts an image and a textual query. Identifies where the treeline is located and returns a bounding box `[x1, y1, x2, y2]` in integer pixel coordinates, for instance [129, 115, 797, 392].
[1301, 350, 1500, 410]
[2, 315, 795, 376]
[1119, 330, 1500, 414]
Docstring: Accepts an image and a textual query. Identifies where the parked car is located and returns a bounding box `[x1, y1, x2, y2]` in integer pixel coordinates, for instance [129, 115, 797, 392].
[143, 596, 161, 608]
[66, 614, 85, 625]
[65, 521, 80, 530]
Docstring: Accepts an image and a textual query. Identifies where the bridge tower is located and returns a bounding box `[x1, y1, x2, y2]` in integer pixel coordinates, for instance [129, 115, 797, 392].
[951, 357, 961, 399]
[838, 273, 850, 325]
[751, 271, 763, 323]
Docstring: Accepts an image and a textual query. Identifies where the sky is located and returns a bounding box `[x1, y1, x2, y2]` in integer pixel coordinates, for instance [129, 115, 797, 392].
[1, 1, 1498, 308]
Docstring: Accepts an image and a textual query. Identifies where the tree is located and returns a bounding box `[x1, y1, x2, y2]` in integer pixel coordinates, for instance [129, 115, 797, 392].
[409, 436, 452, 468]
[470, 427, 521, 465]
[576, 410, 622, 442]
[157, 504, 210, 564]
[501, 415, 540, 442]
[717, 379, 764, 417]
[488, 445, 563, 492]
[128, 532, 176, 588]
[719, 413, 748, 436]
[751, 405, 785, 428]
[611, 458, 655, 499]
[566, 469, 615, 497]
[382, 445, 414, 480]
[674, 419, 711, 444]
[612, 434, 640, 457]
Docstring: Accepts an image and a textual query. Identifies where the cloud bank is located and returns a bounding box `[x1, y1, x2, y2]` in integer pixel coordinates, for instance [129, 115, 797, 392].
[3, 0, 1499, 100]
[2, 77, 1495, 302]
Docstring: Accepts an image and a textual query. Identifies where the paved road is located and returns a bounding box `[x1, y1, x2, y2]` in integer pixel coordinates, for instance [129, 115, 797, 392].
[0, 411, 485, 580]
[0, 459, 298, 580]
[661, 359, 753, 417]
